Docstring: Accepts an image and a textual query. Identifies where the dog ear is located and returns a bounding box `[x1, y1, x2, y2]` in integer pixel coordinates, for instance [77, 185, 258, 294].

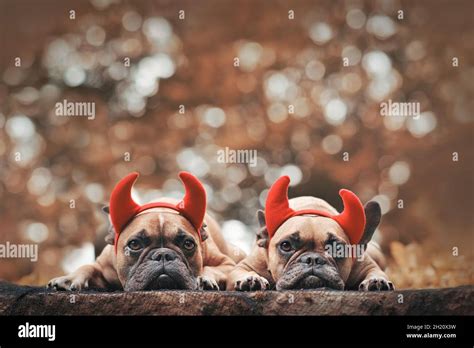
[101, 206, 115, 245]
[256, 210, 269, 248]
[358, 201, 381, 247]
[199, 223, 209, 242]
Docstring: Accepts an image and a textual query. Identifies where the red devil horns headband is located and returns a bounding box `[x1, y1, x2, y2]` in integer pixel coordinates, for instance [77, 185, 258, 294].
[265, 176, 366, 244]
[110, 172, 207, 252]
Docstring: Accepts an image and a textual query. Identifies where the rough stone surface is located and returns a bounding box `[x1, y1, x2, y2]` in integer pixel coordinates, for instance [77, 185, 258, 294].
[0, 281, 472, 315]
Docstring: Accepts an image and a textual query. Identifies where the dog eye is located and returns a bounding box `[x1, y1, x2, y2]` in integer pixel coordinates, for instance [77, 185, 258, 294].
[279, 241, 293, 252]
[183, 239, 196, 251]
[127, 239, 143, 251]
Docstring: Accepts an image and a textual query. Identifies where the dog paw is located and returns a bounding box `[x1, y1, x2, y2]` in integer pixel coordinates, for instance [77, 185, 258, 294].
[234, 275, 270, 291]
[47, 275, 89, 291]
[359, 277, 394, 291]
[197, 276, 220, 291]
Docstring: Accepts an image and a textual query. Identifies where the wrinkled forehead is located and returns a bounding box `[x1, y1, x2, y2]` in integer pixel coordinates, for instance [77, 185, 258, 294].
[120, 209, 198, 240]
[271, 215, 348, 244]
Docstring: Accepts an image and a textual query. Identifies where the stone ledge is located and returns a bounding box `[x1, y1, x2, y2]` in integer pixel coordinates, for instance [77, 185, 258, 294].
[0, 281, 472, 315]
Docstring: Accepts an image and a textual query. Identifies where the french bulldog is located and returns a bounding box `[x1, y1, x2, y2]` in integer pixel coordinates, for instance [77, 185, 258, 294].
[48, 172, 245, 291]
[227, 176, 394, 291]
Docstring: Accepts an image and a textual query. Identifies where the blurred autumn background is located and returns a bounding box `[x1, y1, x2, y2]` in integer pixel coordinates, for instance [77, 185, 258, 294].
[0, 0, 472, 289]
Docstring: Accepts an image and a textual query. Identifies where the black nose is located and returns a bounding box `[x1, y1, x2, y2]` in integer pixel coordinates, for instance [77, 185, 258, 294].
[150, 248, 177, 262]
[300, 253, 327, 266]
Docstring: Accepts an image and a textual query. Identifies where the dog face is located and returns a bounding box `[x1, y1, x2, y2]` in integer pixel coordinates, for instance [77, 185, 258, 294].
[114, 209, 204, 291]
[267, 216, 353, 290]
[257, 198, 381, 290]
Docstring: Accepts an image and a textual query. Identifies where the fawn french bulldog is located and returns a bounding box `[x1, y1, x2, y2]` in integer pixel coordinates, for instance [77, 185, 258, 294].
[228, 176, 394, 291]
[48, 172, 245, 291]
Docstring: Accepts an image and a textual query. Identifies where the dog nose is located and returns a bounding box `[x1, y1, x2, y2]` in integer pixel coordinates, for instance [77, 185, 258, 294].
[300, 253, 326, 266]
[150, 248, 177, 262]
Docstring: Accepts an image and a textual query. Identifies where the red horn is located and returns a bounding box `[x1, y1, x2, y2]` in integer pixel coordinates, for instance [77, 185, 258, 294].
[110, 172, 140, 250]
[177, 171, 206, 232]
[265, 176, 296, 238]
[332, 189, 366, 244]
